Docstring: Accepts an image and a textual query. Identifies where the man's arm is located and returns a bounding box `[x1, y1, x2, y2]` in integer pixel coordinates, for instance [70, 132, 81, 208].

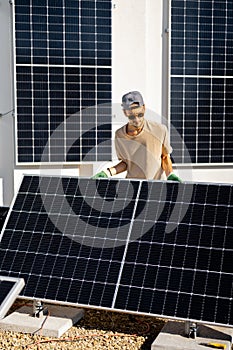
[108, 161, 127, 176]
[161, 146, 182, 182]
[161, 153, 173, 177]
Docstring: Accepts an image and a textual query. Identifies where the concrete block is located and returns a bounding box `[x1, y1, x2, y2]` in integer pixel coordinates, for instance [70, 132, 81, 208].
[151, 321, 232, 350]
[0, 304, 84, 337]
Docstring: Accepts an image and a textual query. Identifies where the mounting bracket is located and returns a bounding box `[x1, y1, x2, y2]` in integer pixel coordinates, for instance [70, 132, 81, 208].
[185, 321, 198, 339]
[32, 300, 48, 318]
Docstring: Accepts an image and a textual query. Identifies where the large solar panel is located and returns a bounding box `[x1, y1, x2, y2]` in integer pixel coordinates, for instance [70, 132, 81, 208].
[14, 0, 112, 163]
[0, 175, 232, 327]
[115, 181, 233, 325]
[0, 176, 140, 308]
[170, 0, 233, 164]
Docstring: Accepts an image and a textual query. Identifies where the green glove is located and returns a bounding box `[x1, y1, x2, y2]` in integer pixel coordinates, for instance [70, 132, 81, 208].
[92, 170, 109, 179]
[167, 172, 182, 183]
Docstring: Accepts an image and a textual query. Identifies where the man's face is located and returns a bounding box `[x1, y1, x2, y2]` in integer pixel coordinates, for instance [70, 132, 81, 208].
[124, 104, 145, 128]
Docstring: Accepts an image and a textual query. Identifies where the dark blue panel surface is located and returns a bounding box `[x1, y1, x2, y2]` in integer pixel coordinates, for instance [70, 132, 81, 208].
[170, 0, 233, 164]
[14, 0, 112, 163]
[0, 281, 15, 303]
[0, 176, 233, 326]
[114, 181, 233, 325]
[0, 176, 139, 308]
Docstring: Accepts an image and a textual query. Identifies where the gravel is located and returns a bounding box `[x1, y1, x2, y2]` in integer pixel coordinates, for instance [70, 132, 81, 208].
[0, 299, 166, 349]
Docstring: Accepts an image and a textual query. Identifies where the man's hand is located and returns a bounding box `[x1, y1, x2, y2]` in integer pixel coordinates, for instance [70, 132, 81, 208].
[92, 170, 109, 179]
[161, 148, 182, 182]
[167, 172, 182, 183]
[92, 163, 127, 179]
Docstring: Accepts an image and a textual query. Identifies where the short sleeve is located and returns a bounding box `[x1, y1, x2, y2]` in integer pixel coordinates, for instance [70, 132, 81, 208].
[162, 125, 173, 154]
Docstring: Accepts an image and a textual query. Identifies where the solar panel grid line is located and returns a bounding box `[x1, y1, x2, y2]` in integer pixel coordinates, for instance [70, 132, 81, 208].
[222, 77, 226, 161]
[29, 24, 34, 163]
[186, 182, 218, 321]
[223, 1, 228, 79]
[114, 284, 232, 305]
[179, 0, 186, 164]
[111, 180, 143, 309]
[196, 184, 231, 323]
[77, 0, 82, 154]
[155, 185, 180, 297]
[214, 185, 232, 306]
[208, 2, 215, 164]
[16, 64, 112, 69]
[159, 182, 193, 317]
[46, 69, 52, 163]
[171, 74, 233, 79]
[195, 0, 201, 163]
[94, 0, 99, 159]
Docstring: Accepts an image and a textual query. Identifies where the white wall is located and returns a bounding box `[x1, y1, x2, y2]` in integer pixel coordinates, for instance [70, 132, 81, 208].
[0, 179, 3, 206]
[112, 0, 163, 114]
[0, 0, 14, 206]
[0, 0, 233, 207]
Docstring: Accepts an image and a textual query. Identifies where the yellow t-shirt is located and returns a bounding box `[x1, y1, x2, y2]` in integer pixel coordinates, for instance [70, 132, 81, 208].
[115, 119, 172, 180]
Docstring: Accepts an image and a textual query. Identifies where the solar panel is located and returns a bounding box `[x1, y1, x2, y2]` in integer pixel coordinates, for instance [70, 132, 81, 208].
[0, 276, 25, 319]
[0, 176, 140, 308]
[14, 0, 112, 164]
[0, 175, 232, 327]
[115, 181, 233, 325]
[170, 0, 233, 164]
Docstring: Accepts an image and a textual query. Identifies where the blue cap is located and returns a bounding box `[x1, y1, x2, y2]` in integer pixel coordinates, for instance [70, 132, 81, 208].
[121, 91, 144, 110]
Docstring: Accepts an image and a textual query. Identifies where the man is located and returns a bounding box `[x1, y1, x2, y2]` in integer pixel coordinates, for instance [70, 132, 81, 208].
[93, 91, 181, 182]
